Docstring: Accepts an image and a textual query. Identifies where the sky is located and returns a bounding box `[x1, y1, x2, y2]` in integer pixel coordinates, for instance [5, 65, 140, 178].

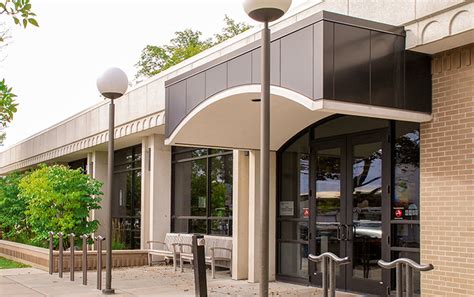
[0, 0, 308, 149]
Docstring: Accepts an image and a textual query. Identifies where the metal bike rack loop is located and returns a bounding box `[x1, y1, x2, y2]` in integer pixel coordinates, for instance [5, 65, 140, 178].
[378, 258, 434, 297]
[58, 232, 64, 278]
[69, 233, 75, 281]
[80, 234, 88, 285]
[48, 231, 54, 275]
[308, 252, 351, 297]
[95, 236, 105, 290]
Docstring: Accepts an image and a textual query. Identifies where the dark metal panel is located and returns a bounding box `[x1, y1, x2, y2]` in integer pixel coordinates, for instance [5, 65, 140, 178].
[205, 63, 227, 98]
[313, 22, 324, 100]
[334, 23, 370, 104]
[314, 21, 335, 100]
[370, 31, 401, 107]
[165, 87, 170, 137]
[168, 80, 187, 137]
[404, 51, 432, 113]
[227, 52, 252, 88]
[251, 40, 281, 86]
[281, 26, 313, 99]
[186, 72, 206, 113]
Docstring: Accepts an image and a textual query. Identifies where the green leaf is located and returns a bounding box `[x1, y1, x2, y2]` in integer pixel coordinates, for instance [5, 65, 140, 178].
[22, 18, 27, 28]
[13, 17, 20, 25]
[28, 18, 38, 26]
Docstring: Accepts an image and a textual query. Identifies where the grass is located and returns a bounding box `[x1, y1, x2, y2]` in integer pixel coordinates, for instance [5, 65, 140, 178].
[0, 257, 30, 269]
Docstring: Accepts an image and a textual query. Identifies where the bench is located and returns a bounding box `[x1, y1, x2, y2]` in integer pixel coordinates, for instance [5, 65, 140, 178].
[178, 235, 232, 278]
[146, 233, 190, 271]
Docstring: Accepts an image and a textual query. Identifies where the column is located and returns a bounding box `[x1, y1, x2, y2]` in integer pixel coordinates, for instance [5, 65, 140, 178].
[232, 150, 249, 280]
[88, 151, 109, 238]
[248, 151, 276, 282]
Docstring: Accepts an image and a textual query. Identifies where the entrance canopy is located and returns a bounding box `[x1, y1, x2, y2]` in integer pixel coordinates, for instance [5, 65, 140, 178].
[164, 11, 432, 150]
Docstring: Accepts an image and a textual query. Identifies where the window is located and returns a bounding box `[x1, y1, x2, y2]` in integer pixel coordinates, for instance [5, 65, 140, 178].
[172, 147, 233, 236]
[112, 145, 142, 249]
[68, 158, 87, 173]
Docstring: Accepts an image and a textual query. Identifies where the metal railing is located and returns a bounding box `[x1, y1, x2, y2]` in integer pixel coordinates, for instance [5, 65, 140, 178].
[48, 231, 106, 291]
[308, 252, 351, 297]
[378, 258, 434, 297]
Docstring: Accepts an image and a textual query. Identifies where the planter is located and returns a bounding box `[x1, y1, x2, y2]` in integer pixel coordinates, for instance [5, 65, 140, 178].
[0, 240, 148, 272]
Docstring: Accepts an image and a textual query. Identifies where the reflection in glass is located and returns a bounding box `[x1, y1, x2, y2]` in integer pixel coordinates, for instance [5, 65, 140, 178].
[191, 159, 207, 216]
[352, 142, 382, 281]
[278, 242, 308, 278]
[394, 124, 420, 220]
[210, 155, 233, 217]
[316, 147, 342, 274]
[393, 224, 420, 248]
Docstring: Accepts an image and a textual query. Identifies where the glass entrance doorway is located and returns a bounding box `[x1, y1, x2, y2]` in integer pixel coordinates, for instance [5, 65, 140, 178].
[309, 129, 390, 295]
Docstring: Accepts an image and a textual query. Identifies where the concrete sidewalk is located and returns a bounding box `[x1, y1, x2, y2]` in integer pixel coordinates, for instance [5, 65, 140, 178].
[0, 265, 361, 296]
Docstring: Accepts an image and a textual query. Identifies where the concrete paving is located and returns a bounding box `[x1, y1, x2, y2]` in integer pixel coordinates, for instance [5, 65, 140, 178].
[0, 265, 362, 296]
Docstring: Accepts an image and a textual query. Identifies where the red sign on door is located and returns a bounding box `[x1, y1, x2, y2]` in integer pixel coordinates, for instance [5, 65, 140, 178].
[303, 208, 310, 218]
[394, 209, 403, 219]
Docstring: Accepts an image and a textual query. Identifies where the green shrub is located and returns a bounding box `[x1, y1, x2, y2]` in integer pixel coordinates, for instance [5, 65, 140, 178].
[18, 164, 103, 248]
[0, 172, 30, 241]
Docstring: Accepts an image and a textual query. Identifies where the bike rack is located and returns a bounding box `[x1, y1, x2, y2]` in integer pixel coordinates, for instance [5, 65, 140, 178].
[308, 252, 351, 297]
[48, 231, 54, 275]
[378, 258, 434, 297]
[69, 233, 75, 281]
[95, 236, 105, 290]
[80, 234, 88, 285]
[58, 232, 64, 278]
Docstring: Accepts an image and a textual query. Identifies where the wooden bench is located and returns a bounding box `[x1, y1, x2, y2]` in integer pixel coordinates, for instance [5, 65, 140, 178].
[178, 235, 232, 279]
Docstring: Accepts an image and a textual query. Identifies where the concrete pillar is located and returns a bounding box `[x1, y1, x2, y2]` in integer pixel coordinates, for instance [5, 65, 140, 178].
[88, 151, 109, 239]
[232, 150, 249, 280]
[248, 150, 277, 283]
[143, 134, 172, 247]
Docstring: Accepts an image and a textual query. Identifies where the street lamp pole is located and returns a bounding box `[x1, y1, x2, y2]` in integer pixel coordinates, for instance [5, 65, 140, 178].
[243, 1, 291, 296]
[97, 67, 129, 295]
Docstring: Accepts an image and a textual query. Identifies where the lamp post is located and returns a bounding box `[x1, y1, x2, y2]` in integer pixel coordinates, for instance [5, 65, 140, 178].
[96, 67, 129, 295]
[243, 1, 291, 296]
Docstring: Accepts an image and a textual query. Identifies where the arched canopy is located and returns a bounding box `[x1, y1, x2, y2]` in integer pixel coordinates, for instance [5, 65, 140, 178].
[165, 85, 431, 151]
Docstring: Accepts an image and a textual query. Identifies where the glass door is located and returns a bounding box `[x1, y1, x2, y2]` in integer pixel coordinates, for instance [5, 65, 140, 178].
[310, 130, 390, 295]
[309, 138, 346, 288]
[345, 132, 389, 295]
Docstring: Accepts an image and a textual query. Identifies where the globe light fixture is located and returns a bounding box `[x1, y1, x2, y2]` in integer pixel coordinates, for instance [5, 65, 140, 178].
[96, 67, 128, 295]
[243, 1, 291, 296]
[243, 0, 292, 22]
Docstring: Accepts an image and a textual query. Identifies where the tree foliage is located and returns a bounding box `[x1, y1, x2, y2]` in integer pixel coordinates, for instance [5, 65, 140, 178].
[135, 15, 251, 79]
[13, 165, 103, 248]
[0, 172, 28, 241]
[0, 0, 39, 144]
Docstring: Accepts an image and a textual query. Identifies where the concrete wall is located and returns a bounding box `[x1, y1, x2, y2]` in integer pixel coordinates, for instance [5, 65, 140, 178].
[420, 43, 474, 296]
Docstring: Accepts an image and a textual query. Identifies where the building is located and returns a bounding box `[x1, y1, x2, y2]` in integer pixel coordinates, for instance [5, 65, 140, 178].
[1, 0, 473, 295]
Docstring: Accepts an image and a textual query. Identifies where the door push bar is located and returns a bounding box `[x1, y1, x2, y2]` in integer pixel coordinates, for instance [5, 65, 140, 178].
[308, 252, 351, 297]
[378, 258, 434, 297]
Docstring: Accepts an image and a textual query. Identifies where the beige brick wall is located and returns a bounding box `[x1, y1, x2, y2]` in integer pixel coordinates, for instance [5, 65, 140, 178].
[421, 44, 474, 296]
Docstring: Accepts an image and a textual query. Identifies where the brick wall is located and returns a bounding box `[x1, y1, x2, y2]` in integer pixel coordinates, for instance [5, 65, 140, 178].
[421, 44, 474, 296]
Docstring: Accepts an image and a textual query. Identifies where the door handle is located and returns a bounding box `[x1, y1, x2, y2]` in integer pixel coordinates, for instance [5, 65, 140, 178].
[340, 224, 346, 241]
[336, 225, 341, 241]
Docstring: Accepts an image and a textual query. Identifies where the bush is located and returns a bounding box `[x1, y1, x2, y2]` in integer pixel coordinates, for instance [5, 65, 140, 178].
[0, 172, 30, 241]
[18, 164, 103, 248]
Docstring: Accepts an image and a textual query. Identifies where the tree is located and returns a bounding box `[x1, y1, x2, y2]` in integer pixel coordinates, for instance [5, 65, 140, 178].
[18, 165, 102, 248]
[135, 15, 252, 79]
[0, 0, 38, 144]
[214, 15, 252, 44]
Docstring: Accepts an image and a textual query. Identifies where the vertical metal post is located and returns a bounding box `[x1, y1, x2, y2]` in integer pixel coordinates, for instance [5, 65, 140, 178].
[329, 259, 336, 297]
[81, 234, 88, 285]
[406, 265, 413, 297]
[104, 98, 115, 294]
[396, 262, 403, 297]
[321, 257, 328, 297]
[69, 233, 75, 281]
[96, 236, 104, 290]
[48, 231, 54, 275]
[192, 234, 207, 297]
[58, 232, 64, 278]
[259, 20, 271, 297]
